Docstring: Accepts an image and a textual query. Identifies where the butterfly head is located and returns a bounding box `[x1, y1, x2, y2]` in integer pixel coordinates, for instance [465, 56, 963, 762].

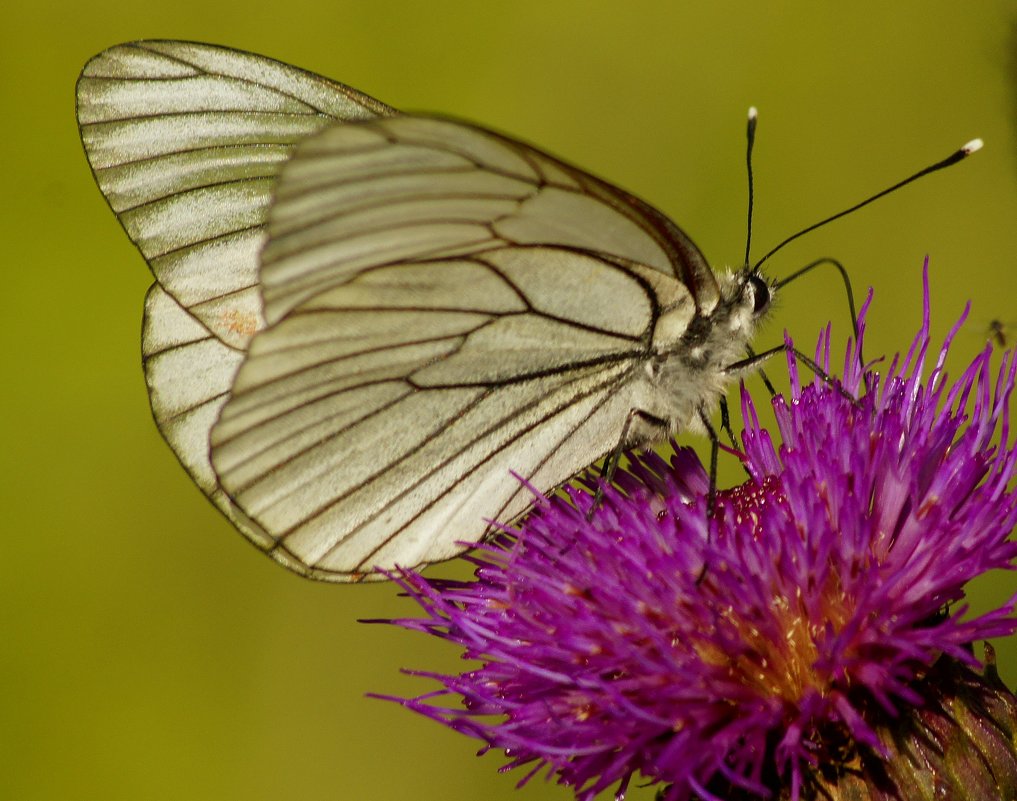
[636, 267, 774, 439]
[679, 267, 775, 377]
[714, 267, 774, 341]
[740, 269, 773, 318]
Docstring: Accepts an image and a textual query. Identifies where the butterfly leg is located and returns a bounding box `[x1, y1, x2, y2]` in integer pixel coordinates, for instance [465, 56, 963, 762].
[718, 393, 756, 483]
[697, 407, 720, 519]
[726, 344, 860, 405]
[587, 407, 669, 521]
[744, 345, 777, 397]
[718, 396, 738, 448]
[693, 406, 722, 586]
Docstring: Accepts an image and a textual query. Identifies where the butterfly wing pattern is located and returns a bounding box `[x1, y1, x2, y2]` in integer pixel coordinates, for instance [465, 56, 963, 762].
[78, 41, 758, 581]
[77, 41, 395, 558]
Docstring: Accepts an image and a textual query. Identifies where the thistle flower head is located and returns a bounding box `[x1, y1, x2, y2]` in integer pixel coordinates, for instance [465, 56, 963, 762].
[381, 270, 1017, 800]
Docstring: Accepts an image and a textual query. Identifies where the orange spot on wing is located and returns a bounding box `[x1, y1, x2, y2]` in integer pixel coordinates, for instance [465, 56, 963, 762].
[220, 309, 259, 337]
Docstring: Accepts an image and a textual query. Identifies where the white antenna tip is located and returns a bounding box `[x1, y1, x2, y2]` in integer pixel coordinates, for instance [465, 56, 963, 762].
[748, 106, 758, 120]
[962, 138, 983, 154]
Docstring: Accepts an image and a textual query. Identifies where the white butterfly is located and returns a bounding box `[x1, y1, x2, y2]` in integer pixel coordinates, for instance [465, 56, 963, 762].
[77, 41, 773, 581]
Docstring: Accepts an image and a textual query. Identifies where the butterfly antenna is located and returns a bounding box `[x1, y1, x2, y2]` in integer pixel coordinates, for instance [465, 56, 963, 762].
[737, 108, 783, 390]
[774, 257, 862, 360]
[744, 107, 758, 269]
[753, 138, 983, 274]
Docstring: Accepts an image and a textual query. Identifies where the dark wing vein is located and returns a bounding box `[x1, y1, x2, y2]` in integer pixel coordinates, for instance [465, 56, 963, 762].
[306, 362, 630, 565]
[77, 40, 396, 348]
[213, 328, 485, 455]
[351, 369, 628, 572]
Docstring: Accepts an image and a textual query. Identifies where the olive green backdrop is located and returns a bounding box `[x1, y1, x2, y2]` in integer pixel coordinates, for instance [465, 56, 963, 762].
[4, 2, 1017, 800]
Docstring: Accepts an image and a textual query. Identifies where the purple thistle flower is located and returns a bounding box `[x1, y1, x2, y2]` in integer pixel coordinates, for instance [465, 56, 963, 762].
[379, 268, 1017, 801]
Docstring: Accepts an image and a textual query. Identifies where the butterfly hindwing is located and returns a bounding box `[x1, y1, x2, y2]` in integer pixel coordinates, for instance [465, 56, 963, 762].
[256, 115, 713, 324]
[210, 116, 702, 579]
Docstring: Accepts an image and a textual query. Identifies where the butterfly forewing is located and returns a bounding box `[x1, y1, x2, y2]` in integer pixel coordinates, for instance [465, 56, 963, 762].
[140, 285, 303, 560]
[77, 40, 395, 349]
[76, 41, 397, 562]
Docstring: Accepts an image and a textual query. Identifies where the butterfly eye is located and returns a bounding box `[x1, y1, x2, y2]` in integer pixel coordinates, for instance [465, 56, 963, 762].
[748, 274, 771, 315]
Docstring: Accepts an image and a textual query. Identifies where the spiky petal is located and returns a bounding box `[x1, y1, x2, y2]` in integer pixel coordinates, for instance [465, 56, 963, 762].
[380, 270, 1017, 800]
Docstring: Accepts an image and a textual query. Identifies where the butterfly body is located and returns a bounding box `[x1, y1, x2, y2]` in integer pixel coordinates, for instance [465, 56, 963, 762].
[77, 41, 769, 581]
[633, 271, 764, 434]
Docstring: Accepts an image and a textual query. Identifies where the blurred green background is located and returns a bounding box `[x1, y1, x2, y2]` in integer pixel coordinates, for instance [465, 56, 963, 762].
[4, 2, 1017, 800]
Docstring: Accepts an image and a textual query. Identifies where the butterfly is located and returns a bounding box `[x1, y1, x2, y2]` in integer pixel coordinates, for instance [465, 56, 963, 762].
[80, 40, 905, 583]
